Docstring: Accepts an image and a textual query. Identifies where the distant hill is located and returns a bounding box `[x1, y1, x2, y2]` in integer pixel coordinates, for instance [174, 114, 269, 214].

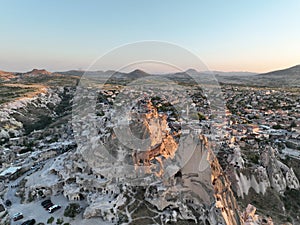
[210, 71, 257, 76]
[55, 70, 85, 76]
[56, 69, 150, 78]
[258, 64, 300, 77]
[0, 70, 16, 81]
[2, 65, 299, 87]
[126, 69, 150, 78]
[24, 69, 51, 75]
[61, 66, 299, 87]
[2, 68, 80, 86]
[216, 65, 300, 87]
[252, 65, 300, 87]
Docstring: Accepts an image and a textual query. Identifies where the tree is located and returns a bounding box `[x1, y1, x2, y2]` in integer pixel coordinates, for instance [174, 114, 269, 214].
[64, 203, 80, 218]
[56, 218, 64, 224]
[47, 217, 54, 224]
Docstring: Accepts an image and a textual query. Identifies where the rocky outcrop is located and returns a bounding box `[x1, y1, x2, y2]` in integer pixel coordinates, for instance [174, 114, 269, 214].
[0, 87, 62, 141]
[209, 145, 242, 225]
[241, 204, 274, 225]
[132, 101, 178, 176]
[35, 96, 246, 224]
[233, 146, 299, 198]
[24, 69, 51, 76]
[261, 147, 300, 192]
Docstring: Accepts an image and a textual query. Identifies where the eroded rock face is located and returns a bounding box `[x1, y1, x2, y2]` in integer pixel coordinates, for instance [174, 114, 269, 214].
[262, 147, 300, 192]
[234, 167, 270, 198]
[132, 101, 178, 176]
[241, 204, 274, 225]
[34, 98, 244, 224]
[0, 87, 61, 140]
[233, 146, 299, 198]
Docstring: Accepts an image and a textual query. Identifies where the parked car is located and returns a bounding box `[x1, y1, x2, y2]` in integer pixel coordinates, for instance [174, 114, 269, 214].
[21, 219, 36, 225]
[44, 203, 54, 210]
[12, 212, 23, 221]
[41, 199, 51, 207]
[48, 205, 61, 213]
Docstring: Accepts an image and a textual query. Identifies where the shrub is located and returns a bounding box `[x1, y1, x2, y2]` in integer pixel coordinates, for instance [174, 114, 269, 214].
[47, 217, 54, 224]
[56, 218, 64, 224]
[64, 203, 80, 218]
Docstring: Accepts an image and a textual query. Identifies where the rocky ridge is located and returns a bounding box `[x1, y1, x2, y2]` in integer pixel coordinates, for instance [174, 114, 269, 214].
[24, 97, 244, 224]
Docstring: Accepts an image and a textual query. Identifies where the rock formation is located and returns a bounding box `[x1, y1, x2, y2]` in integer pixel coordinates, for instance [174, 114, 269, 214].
[26, 98, 246, 224]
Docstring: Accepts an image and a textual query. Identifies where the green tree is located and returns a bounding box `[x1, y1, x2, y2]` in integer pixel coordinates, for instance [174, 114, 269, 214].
[56, 218, 64, 224]
[47, 217, 54, 224]
[64, 203, 80, 218]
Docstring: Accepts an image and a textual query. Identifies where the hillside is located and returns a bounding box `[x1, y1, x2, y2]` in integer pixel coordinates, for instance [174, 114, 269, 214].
[216, 65, 300, 87]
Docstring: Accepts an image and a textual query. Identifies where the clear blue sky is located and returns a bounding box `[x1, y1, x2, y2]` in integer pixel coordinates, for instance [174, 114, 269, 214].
[1, 0, 300, 72]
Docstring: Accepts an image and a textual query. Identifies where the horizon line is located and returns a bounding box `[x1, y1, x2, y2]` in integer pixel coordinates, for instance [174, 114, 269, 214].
[1, 63, 299, 75]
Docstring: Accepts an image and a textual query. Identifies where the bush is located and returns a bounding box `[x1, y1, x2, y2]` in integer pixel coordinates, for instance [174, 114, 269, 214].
[56, 218, 64, 224]
[64, 203, 80, 218]
[47, 217, 54, 224]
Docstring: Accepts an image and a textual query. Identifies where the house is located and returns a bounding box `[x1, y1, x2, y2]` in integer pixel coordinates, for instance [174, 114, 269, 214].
[0, 166, 22, 179]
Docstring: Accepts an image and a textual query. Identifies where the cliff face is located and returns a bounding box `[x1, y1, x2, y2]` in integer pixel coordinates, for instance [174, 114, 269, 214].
[132, 101, 243, 224]
[0, 87, 61, 140]
[261, 147, 300, 192]
[232, 146, 300, 198]
[179, 134, 242, 225]
[133, 102, 241, 225]
[218, 141, 300, 224]
[50, 98, 244, 224]
[132, 100, 178, 176]
[209, 149, 242, 225]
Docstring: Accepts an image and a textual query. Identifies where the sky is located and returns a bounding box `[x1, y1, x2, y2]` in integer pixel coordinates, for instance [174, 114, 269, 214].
[0, 0, 300, 73]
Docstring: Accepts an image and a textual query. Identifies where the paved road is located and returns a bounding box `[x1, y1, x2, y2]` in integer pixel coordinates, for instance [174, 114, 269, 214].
[4, 169, 32, 206]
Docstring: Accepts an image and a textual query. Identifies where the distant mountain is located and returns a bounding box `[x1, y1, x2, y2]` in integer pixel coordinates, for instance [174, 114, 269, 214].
[56, 70, 85, 76]
[258, 64, 300, 77]
[126, 69, 150, 78]
[56, 69, 150, 79]
[251, 65, 300, 87]
[211, 71, 257, 76]
[216, 65, 300, 87]
[24, 69, 51, 75]
[2, 65, 299, 87]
